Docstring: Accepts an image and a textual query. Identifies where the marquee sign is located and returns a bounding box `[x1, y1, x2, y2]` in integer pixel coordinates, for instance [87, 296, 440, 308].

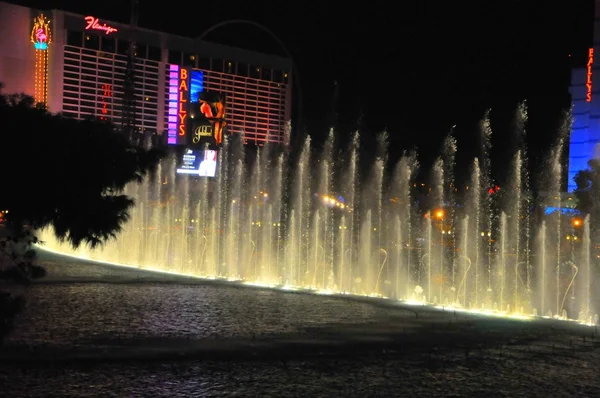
[167, 65, 190, 145]
[587, 48, 594, 103]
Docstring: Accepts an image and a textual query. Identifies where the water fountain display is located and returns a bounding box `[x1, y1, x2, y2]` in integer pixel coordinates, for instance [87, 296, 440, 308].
[41, 107, 599, 324]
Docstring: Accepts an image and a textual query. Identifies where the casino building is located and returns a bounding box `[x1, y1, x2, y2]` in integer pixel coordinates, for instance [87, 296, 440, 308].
[568, 0, 600, 191]
[0, 1, 293, 146]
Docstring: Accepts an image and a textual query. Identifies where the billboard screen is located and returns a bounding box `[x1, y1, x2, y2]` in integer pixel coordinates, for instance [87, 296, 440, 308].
[176, 148, 218, 177]
[189, 91, 227, 147]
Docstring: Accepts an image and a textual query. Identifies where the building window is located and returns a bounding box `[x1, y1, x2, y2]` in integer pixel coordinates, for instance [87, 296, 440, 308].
[250, 65, 261, 79]
[148, 46, 161, 62]
[212, 59, 223, 72]
[84, 35, 99, 50]
[183, 53, 196, 67]
[101, 37, 116, 53]
[118, 39, 130, 56]
[261, 67, 271, 81]
[237, 63, 248, 77]
[135, 43, 147, 58]
[67, 30, 83, 47]
[168, 50, 182, 65]
[225, 60, 235, 74]
[272, 69, 283, 82]
[198, 57, 210, 70]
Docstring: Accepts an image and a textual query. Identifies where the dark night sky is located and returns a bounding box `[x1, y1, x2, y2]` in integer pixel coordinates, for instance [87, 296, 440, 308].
[12, 0, 597, 178]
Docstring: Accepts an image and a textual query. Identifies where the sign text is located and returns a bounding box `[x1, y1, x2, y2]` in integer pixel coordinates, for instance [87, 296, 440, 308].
[84, 16, 118, 34]
[587, 48, 594, 103]
[178, 68, 189, 137]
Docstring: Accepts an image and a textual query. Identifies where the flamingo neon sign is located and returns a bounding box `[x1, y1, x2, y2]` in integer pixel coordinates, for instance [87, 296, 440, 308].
[31, 14, 51, 50]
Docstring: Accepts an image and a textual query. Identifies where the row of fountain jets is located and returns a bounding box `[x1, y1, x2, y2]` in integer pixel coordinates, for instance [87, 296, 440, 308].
[42, 106, 599, 324]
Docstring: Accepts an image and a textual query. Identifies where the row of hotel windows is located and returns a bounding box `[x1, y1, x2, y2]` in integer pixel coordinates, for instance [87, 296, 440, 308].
[66, 30, 291, 84]
[62, 45, 161, 131]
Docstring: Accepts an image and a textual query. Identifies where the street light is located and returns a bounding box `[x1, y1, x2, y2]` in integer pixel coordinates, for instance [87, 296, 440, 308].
[572, 218, 582, 228]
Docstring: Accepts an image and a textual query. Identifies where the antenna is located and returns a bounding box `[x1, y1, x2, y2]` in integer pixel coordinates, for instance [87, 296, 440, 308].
[122, 0, 139, 143]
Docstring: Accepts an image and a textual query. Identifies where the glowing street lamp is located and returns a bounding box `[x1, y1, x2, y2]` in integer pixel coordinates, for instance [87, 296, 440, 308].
[434, 209, 445, 220]
[572, 218, 582, 228]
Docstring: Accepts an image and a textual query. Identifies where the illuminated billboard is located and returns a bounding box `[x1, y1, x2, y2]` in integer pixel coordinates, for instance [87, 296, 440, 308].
[176, 148, 218, 177]
[189, 91, 227, 147]
[167, 65, 190, 145]
[190, 70, 204, 103]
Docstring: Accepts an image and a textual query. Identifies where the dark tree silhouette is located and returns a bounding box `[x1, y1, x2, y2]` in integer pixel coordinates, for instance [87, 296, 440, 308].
[0, 87, 163, 248]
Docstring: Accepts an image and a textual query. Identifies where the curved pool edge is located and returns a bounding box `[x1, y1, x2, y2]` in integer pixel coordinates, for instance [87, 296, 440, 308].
[34, 244, 598, 331]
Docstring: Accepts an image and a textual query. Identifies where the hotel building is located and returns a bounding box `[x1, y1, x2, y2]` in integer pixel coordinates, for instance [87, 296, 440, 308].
[0, 1, 293, 146]
[568, 0, 600, 191]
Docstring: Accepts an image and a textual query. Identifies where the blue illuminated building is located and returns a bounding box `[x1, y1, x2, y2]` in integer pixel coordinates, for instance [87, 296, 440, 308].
[568, 0, 600, 191]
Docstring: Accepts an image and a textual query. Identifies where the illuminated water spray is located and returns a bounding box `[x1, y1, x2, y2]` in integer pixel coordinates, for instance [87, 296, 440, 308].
[40, 108, 598, 324]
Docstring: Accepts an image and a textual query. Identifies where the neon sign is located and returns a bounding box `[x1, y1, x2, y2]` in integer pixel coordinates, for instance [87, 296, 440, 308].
[31, 14, 51, 108]
[167, 65, 179, 145]
[178, 68, 189, 138]
[84, 16, 118, 34]
[99, 84, 112, 121]
[587, 48, 594, 103]
[167, 65, 190, 145]
[31, 14, 51, 50]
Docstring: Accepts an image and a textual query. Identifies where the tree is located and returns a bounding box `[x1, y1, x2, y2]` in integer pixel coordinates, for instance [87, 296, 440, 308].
[0, 87, 163, 249]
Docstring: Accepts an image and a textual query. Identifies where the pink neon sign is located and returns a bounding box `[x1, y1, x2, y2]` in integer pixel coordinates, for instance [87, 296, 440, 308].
[84, 16, 118, 34]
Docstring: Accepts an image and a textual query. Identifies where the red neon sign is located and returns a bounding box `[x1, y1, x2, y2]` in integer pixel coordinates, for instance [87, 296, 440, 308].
[99, 84, 112, 121]
[84, 16, 118, 34]
[587, 48, 594, 102]
[178, 69, 189, 137]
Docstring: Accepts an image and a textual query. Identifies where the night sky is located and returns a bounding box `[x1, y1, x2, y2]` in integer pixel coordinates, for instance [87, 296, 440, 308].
[13, 0, 596, 180]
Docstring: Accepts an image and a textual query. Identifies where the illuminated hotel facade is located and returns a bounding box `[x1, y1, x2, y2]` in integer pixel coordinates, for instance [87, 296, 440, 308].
[0, 2, 292, 146]
[568, 0, 600, 191]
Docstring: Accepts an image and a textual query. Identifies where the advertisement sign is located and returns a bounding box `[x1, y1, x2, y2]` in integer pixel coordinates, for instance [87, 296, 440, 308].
[176, 148, 218, 177]
[167, 65, 190, 145]
[189, 91, 227, 147]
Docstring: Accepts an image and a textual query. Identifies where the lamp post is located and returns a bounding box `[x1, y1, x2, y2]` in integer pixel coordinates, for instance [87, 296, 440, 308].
[197, 20, 303, 136]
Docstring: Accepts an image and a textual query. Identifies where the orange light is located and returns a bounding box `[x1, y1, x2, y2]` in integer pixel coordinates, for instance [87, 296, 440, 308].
[573, 218, 582, 227]
[587, 48, 594, 102]
[435, 209, 444, 219]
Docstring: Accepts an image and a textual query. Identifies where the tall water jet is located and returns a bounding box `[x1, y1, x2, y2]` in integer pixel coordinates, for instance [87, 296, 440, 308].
[314, 129, 335, 289]
[430, 158, 445, 304]
[425, 211, 433, 302]
[372, 133, 388, 294]
[270, 152, 285, 282]
[479, 112, 494, 307]
[457, 216, 469, 306]
[340, 131, 359, 292]
[467, 158, 482, 306]
[580, 216, 591, 322]
[287, 136, 311, 285]
[537, 221, 548, 316]
[442, 133, 457, 302]
[390, 152, 417, 299]
[501, 102, 529, 313]
[499, 212, 508, 311]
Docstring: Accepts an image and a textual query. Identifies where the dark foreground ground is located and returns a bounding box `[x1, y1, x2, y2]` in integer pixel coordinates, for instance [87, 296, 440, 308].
[0, 250, 599, 397]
